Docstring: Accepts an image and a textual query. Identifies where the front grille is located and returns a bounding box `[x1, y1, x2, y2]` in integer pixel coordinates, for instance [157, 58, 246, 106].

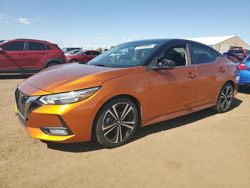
[15, 89, 28, 117]
[15, 88, 41, 120]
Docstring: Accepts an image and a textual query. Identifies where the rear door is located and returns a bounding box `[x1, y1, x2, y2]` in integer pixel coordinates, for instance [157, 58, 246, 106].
[24, 41, 50, 69]
[148, 43, 197, 118]
[0, 41, 25, 71]
[189, 42, 224, 106]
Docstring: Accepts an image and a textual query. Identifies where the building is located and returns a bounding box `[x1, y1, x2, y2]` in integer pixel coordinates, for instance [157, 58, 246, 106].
[188, 35, 250, 53]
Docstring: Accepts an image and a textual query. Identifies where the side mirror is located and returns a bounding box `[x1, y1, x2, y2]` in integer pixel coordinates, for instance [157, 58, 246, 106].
[0, 48, 4, 53]
[152, 58, 176, 70]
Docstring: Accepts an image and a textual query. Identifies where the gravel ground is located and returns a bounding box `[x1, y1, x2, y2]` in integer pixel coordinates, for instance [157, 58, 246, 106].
[0, 77, 250, 188]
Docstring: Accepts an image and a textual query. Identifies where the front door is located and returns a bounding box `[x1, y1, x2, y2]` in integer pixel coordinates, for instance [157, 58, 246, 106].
[148, 44, 197, 119]
[0, 41, 26, 72]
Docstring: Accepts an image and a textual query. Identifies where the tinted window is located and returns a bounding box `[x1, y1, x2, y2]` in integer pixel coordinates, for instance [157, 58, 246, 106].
[45, 44, 52, 50]
[85, 51, 92, 55]
[190, 43, 219, 64]
[91, 51, 101, 55]
[228, 49, 243, 55]
[28, 42, 47, 51]
[1, 41, 25, 51]
[159, 45, 187, 66]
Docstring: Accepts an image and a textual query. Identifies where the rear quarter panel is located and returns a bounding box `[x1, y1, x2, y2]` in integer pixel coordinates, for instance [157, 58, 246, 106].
[222, 57, 238, 92]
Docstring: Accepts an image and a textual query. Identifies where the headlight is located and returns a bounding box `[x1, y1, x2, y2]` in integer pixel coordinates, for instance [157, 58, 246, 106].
[39, 87, 100, 105]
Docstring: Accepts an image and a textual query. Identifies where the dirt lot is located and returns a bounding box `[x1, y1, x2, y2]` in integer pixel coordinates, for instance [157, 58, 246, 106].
[0, 77, 250, 188]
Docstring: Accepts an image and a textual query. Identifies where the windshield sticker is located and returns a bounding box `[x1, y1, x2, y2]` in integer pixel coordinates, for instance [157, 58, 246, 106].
[135, 44, 156, 50]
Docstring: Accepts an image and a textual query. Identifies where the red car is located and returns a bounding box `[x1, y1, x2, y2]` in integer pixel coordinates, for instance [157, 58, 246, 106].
[227, 47, 250, 61]
[0, 39, 66, 74]
[66, 50, 101, 63]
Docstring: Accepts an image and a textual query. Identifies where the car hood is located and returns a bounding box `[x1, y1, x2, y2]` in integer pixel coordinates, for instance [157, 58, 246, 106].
[21, 63, 131, 94]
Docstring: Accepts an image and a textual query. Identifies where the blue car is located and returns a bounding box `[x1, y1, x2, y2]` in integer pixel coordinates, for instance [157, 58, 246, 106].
[239, 54, 250, 86]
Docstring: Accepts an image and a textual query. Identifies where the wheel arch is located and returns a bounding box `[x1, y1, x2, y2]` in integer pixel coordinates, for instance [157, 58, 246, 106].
[91, 94, 142, 139]
[44, 57, 66, 68]
[225, 80, 235, 89]
[45, 61, 60, 68]
[218, 79, 236, 94]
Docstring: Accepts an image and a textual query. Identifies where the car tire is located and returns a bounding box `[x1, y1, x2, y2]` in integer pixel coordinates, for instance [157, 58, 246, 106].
[213, 82, 234, 113]
[94, 97, 139, 148]
[71, 60, 78, 63]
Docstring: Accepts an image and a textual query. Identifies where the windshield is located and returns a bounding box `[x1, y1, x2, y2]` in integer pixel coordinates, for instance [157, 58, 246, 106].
[87, 41, 164, 67]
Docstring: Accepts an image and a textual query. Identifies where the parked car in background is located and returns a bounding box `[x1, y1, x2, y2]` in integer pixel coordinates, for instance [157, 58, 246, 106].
[227, 47, 250, 61]
[0, 39, 66, 74]
[239, 55, 250, 87]
[62, 47, 81, 53]
[225, 52, 242, 63]
[15, 39, 238, 148]
[66, 50, 101, 63]
[64, 49, 81, 55]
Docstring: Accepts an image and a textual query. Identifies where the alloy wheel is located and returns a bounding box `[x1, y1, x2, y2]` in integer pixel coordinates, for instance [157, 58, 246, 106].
[101, 102, 136, 144]
[219, 84, 233, 111]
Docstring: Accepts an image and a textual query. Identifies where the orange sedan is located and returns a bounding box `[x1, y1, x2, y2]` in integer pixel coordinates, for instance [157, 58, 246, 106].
[15, 39, 238, 148]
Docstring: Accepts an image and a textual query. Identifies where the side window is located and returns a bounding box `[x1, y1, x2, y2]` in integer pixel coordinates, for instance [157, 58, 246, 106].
[91, 51, 100, 55]
[1, 42, 25, 51]
[190, 43, 219, 64]
[45, 44, 52, 50]
[28, 42, 46, 51]
[160, 45, 188, 66]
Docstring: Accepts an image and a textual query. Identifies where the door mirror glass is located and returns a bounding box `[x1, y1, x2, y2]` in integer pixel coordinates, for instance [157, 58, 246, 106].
[153, 58, 176, 70]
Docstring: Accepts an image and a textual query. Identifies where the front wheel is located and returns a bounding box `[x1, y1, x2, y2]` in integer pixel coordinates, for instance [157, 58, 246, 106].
[213, 82, 234, 113]
[94, 97, 139, 148]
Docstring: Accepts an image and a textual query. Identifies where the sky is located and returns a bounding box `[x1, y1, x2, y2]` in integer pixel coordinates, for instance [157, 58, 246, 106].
[0, 0, 249, 49]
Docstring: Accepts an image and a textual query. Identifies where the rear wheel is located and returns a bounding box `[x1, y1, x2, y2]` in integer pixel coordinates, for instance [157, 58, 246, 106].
[71, 59, 78, 63]
[94, 97, 139, 148]
[213, 82, 234, 113]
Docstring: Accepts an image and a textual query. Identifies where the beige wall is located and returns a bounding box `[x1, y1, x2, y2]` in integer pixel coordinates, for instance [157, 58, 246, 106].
[214, 36, 250, 53]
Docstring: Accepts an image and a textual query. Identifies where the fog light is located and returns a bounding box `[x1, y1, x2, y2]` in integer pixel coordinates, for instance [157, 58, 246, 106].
[41, 127, 70, 136]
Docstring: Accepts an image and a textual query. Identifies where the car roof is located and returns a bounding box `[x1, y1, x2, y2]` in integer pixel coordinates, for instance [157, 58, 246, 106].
[121, 38, 204, 45]
[3, 38, 56, 45]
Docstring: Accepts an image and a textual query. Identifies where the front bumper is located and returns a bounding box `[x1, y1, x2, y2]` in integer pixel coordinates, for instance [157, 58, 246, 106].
[15, 83, 98, 143]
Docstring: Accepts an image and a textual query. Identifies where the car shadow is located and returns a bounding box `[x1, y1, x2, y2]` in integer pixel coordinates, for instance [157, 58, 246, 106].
[45, 98, 242, 153]
[133, 97, 242, 141]
[0, 74, 31, 79]
[239, 86, 250, 94]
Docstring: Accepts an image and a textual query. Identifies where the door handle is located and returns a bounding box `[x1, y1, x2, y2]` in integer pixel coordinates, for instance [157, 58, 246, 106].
[188, 72, 196, 79]
[219, 67, 226, 73]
